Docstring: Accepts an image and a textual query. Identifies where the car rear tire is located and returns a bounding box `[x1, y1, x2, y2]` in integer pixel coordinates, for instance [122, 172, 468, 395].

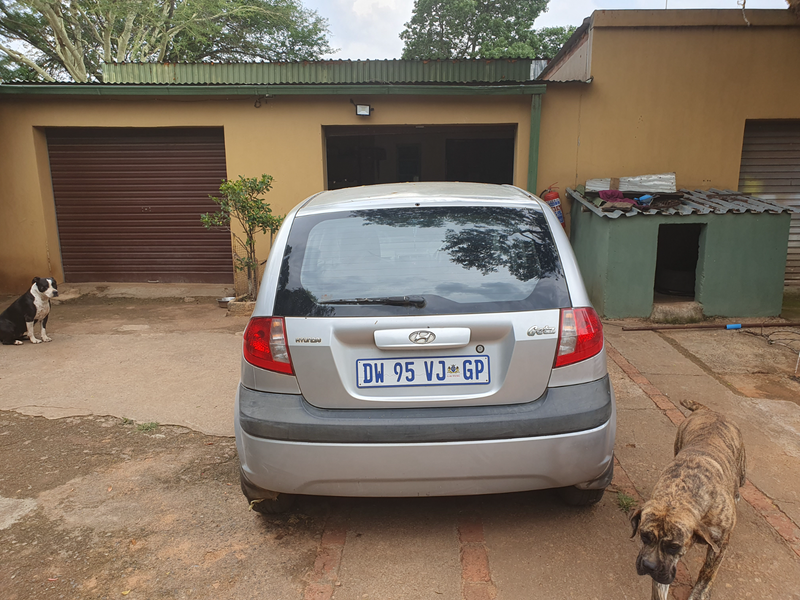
[558, 486, 606, 506]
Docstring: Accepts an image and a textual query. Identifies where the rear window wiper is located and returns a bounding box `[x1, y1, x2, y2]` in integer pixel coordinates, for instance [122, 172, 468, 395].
[319, 295, 426, 308]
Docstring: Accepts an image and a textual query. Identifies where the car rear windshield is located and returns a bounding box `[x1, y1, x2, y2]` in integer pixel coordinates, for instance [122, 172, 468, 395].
[273, 205, 570, 317]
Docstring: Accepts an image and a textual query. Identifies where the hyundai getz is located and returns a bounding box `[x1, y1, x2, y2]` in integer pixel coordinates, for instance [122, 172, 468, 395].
[235, 182, 615, 513]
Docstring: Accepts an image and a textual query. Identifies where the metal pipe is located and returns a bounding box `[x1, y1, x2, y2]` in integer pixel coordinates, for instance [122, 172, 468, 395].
[621, 322, 800, 332]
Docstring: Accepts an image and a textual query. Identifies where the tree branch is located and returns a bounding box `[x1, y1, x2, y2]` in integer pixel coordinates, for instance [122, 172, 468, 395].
[102, 11, 114, 62]
[0, 42, 55, 80]
[116, 12, 136, 62]
[31, 1, 88, 82]
[3, 0, 332, 81]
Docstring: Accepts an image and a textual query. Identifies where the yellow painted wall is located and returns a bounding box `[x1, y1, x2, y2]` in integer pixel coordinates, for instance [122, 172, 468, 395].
[0, 94, 532, 292]
[5, 11, 799, 292]
[537, 10, 800, 225]
[537, 83, 585, 206]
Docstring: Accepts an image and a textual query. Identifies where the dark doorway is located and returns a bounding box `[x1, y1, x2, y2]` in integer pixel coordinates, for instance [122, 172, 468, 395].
[325, 125, 516, 190]
[654, 224, 703, 298]
[397, 144, 422, 182]
[325, 136, 387, 189]
[446, 138, 514, 184]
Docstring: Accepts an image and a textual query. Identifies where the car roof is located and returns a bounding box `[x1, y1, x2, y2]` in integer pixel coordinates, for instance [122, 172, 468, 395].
[299, 182, 535, 213]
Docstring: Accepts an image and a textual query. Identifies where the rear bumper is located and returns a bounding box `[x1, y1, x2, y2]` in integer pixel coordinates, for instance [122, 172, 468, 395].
[235, 377, 616, 497]
[238, 376, 613, 443]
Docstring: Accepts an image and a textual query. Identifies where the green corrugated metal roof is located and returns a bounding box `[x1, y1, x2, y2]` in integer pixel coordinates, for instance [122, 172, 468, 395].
[102, 60, 537, 85]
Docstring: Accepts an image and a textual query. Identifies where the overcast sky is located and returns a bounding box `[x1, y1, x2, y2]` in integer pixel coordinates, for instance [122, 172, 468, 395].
[302, 0, 789, 59]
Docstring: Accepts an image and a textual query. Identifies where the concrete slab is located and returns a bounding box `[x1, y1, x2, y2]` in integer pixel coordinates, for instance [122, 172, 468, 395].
[477, 332, 800, 600]
[650, 300, 704, 324]
[610, 354, 683, 498]
[608, 359, 654, 412]
[605, 329, 800, 599]
[55, 282, 235, 301]
[645, 369, 737, 404]
[677, 497, 800, 600]
[646, 365, 800, 528]
[609, 322, 800, 566]
[334, 498, 463, 600]
[603, 324, 707, 377]
[661, 329, 800, 375]
[0, 331, 241, 436]
[482, 491, 651, 599]
[614, 389, 680, 500]
[658, 328, 800, 404]
[0, 298, 245, 437]
[724, 373, 800, 404]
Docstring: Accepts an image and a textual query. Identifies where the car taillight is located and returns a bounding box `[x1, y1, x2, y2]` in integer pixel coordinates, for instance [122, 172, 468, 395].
[243, 317, 294, 375]
[554, 308, 604, 368]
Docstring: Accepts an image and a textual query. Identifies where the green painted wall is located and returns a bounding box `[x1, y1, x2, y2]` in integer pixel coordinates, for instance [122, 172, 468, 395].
[569, 204, 611, 316]
[697, 213, 790, 317]
[570, 206, 791, 319]
[604, 217, 660, 318]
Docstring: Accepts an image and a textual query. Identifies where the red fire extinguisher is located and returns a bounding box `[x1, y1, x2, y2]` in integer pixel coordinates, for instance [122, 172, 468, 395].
[540, 183, 566, 228]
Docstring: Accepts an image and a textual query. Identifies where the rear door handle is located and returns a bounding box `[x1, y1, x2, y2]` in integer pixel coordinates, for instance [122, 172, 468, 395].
[374, 328, 471, 349]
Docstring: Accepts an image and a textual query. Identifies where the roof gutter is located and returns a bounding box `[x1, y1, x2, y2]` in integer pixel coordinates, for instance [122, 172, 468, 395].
[0, 83, 546, 97]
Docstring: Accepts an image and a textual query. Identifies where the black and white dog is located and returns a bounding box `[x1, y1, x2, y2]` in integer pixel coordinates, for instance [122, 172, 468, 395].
[0, 277, 59, 345]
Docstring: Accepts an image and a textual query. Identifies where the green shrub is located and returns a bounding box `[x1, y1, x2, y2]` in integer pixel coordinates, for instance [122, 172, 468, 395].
[202, 174, 284, 300]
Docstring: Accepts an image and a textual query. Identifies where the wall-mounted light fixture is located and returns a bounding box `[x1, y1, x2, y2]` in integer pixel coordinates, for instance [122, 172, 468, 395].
[350, 99, 373, 116]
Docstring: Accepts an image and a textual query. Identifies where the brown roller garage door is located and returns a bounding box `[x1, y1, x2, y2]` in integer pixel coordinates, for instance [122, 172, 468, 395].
[738, 120, 800, 287]
[47, 128, 233, 284]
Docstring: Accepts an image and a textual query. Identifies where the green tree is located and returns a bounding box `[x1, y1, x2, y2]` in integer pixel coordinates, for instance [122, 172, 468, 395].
[202, 174, 284, 300]
[400, 0, 573, 60]
[0, 0, 333, 83]
[533, 26, 576, 60]
[0, 52, 38, 80]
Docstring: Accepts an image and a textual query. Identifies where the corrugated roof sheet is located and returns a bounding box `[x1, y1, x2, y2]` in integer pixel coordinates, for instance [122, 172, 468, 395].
[102, 59, 538, 85]
[567, 188, 800, 218]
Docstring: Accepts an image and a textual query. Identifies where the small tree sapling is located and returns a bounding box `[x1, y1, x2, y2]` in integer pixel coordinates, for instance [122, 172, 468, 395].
[201, 174, 284, 300]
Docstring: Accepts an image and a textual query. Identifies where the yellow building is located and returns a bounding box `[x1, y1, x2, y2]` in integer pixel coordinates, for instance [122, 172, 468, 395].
[540, 9, 800, 287]
[1, 9, 798, 293]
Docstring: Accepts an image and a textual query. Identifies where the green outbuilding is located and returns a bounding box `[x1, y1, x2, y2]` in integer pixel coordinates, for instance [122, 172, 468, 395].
[567, 189, 796, 319]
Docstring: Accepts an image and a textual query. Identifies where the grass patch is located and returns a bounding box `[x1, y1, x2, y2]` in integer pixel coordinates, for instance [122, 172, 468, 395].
[136, 422, 160, 432]
[121, 417, 133, 425]
[617, 491, 637, 513]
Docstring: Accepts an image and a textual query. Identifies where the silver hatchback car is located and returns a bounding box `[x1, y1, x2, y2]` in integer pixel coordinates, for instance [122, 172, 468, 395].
[235, 182, 615, 513]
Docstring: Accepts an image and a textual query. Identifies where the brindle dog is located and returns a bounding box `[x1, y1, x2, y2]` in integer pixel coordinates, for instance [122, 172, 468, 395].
[630, 397, 746, 600]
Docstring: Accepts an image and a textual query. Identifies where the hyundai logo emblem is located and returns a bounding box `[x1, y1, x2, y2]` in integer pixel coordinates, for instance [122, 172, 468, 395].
[409, 330, 436, 344]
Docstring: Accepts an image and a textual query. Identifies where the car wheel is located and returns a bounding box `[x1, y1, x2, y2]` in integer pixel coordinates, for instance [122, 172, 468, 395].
[558, 486, 606, 506]
[248, 494, 297, 515]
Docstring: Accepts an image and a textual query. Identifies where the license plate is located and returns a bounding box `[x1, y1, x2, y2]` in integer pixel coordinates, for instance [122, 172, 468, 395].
[356, 355, 491, 388]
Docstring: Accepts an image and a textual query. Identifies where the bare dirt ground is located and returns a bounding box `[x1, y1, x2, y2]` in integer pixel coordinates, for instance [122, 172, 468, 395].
[0, 412, 325, 600]
[1, 291, 800, 599]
